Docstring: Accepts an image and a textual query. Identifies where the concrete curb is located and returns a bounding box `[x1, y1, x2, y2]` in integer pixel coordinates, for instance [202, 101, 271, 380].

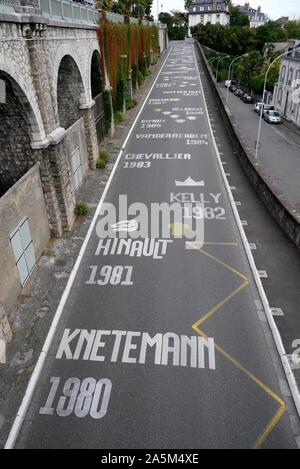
[194, 40, 300, 418]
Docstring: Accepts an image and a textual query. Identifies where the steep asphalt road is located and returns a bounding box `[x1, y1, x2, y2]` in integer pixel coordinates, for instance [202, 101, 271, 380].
[7, 41, 298, 449]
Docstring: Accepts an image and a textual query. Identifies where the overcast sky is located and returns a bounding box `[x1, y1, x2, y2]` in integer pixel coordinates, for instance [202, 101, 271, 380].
[152, 0, 299, 21]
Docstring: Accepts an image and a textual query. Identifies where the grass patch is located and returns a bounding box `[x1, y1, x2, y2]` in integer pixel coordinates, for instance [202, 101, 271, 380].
[114, 111, 125, 123]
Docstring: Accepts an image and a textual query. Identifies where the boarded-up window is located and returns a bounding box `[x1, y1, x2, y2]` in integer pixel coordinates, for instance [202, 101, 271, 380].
[71, 147, 82, 190]
[10, 218, 36, 287]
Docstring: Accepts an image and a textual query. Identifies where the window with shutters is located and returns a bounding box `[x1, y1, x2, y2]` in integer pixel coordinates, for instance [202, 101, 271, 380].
[71, 147, 83, 190]
[10, 218, 36, 287]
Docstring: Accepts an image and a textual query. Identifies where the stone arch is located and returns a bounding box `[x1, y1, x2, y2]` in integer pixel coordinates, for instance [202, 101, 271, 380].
[0, 68, 45, 197]
[52, 44, 89, 123]
[0, 54, 45, 143]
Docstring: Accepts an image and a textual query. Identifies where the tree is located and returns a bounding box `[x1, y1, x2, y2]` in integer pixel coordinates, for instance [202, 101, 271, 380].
[110, 0, 131, 16]
[95, 0, 115, 11]
[230, 6, 250, 27]
[283, 20, 300, 39]
[170, 10, 188, 27]
[184, 0, 193, 10]
[143, 0, 154, 21]
[158, 11, 173, 26]
[159, 11, 187, 40]
[235, 50, 263, 84]
[255, 21, 287, 51]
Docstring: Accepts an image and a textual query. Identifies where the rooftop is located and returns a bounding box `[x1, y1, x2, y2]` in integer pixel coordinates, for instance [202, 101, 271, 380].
[236, 3, 266, 20]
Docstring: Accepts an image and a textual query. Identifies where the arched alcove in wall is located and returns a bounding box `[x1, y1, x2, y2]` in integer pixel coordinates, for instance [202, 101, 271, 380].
[56, 55, 86, 130]
[0, 71, 38, 197]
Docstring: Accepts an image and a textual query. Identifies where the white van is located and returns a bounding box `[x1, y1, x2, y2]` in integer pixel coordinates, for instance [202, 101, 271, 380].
[225, 80, 236, 88]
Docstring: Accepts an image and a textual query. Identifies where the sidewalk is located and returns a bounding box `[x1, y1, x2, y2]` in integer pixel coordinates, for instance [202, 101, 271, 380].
[220, 86, 300, 212]
[282, 117, 300, 138]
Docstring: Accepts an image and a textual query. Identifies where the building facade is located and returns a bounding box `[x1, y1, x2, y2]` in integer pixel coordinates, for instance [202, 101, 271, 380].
[273, 40, 300, 128]
[236, 3, 267, 28]
[187, 0, 230, 36]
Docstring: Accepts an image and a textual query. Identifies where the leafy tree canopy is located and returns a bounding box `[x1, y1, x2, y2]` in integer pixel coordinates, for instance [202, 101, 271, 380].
[159, 10, 188, 40]
[230, 6, 250, 27]
[96, 0, 154, 21]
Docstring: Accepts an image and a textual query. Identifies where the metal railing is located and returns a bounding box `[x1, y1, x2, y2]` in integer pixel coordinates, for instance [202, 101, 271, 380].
[92, 92, 104, 120]
[0, 0, 15, 11]
[105, 11, 124, 24]
[0, 0, 159, 26]
[39, 0, 100, 24]
[105, 12, 153, 26]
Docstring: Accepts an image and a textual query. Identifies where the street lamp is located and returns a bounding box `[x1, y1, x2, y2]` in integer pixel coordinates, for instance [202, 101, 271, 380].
[208, 57, 219, 75]
[255, 46, 300, 160]
[226, 53, 248, 103]
[208, 56, 218, 66]
[216, 55, 230, 82]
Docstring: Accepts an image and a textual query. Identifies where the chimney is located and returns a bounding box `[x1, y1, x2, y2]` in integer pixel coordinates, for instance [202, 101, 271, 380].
[244, 3, 250, 9]
[257, 6, 261, 12]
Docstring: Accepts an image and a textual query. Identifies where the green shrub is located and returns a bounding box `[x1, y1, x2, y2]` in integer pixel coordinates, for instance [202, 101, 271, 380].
[103, 89, 112, 133]
[114, 111, 125, 123]
[99, 149, 109, 162]
[249, 76, 265, 94]
[126, 98, 137, 110]
[132, 64, 139, 90]
[96, 158, 106, 169]
[139, 57, 146, 78]
[138, 71, 144, 86]
[74, 202, 89, 217]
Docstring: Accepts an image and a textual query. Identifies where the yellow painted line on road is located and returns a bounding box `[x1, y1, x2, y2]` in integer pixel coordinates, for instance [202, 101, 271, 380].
[188, 241, 286, 448]
[193, 280, 249, 328]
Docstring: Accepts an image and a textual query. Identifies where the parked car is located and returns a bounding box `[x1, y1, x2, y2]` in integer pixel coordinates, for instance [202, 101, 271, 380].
[264, 110, 281, 124]
[229, 84, 237, 93]
[262, 105, 274, 117]
[235, 89, 244, 97]
[254, 102, 263, 113]
[254, 102, 274, 115]
[239, 92, 247, 100]
[242, 94, 254, 104]
[225, 80, 237, 88]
